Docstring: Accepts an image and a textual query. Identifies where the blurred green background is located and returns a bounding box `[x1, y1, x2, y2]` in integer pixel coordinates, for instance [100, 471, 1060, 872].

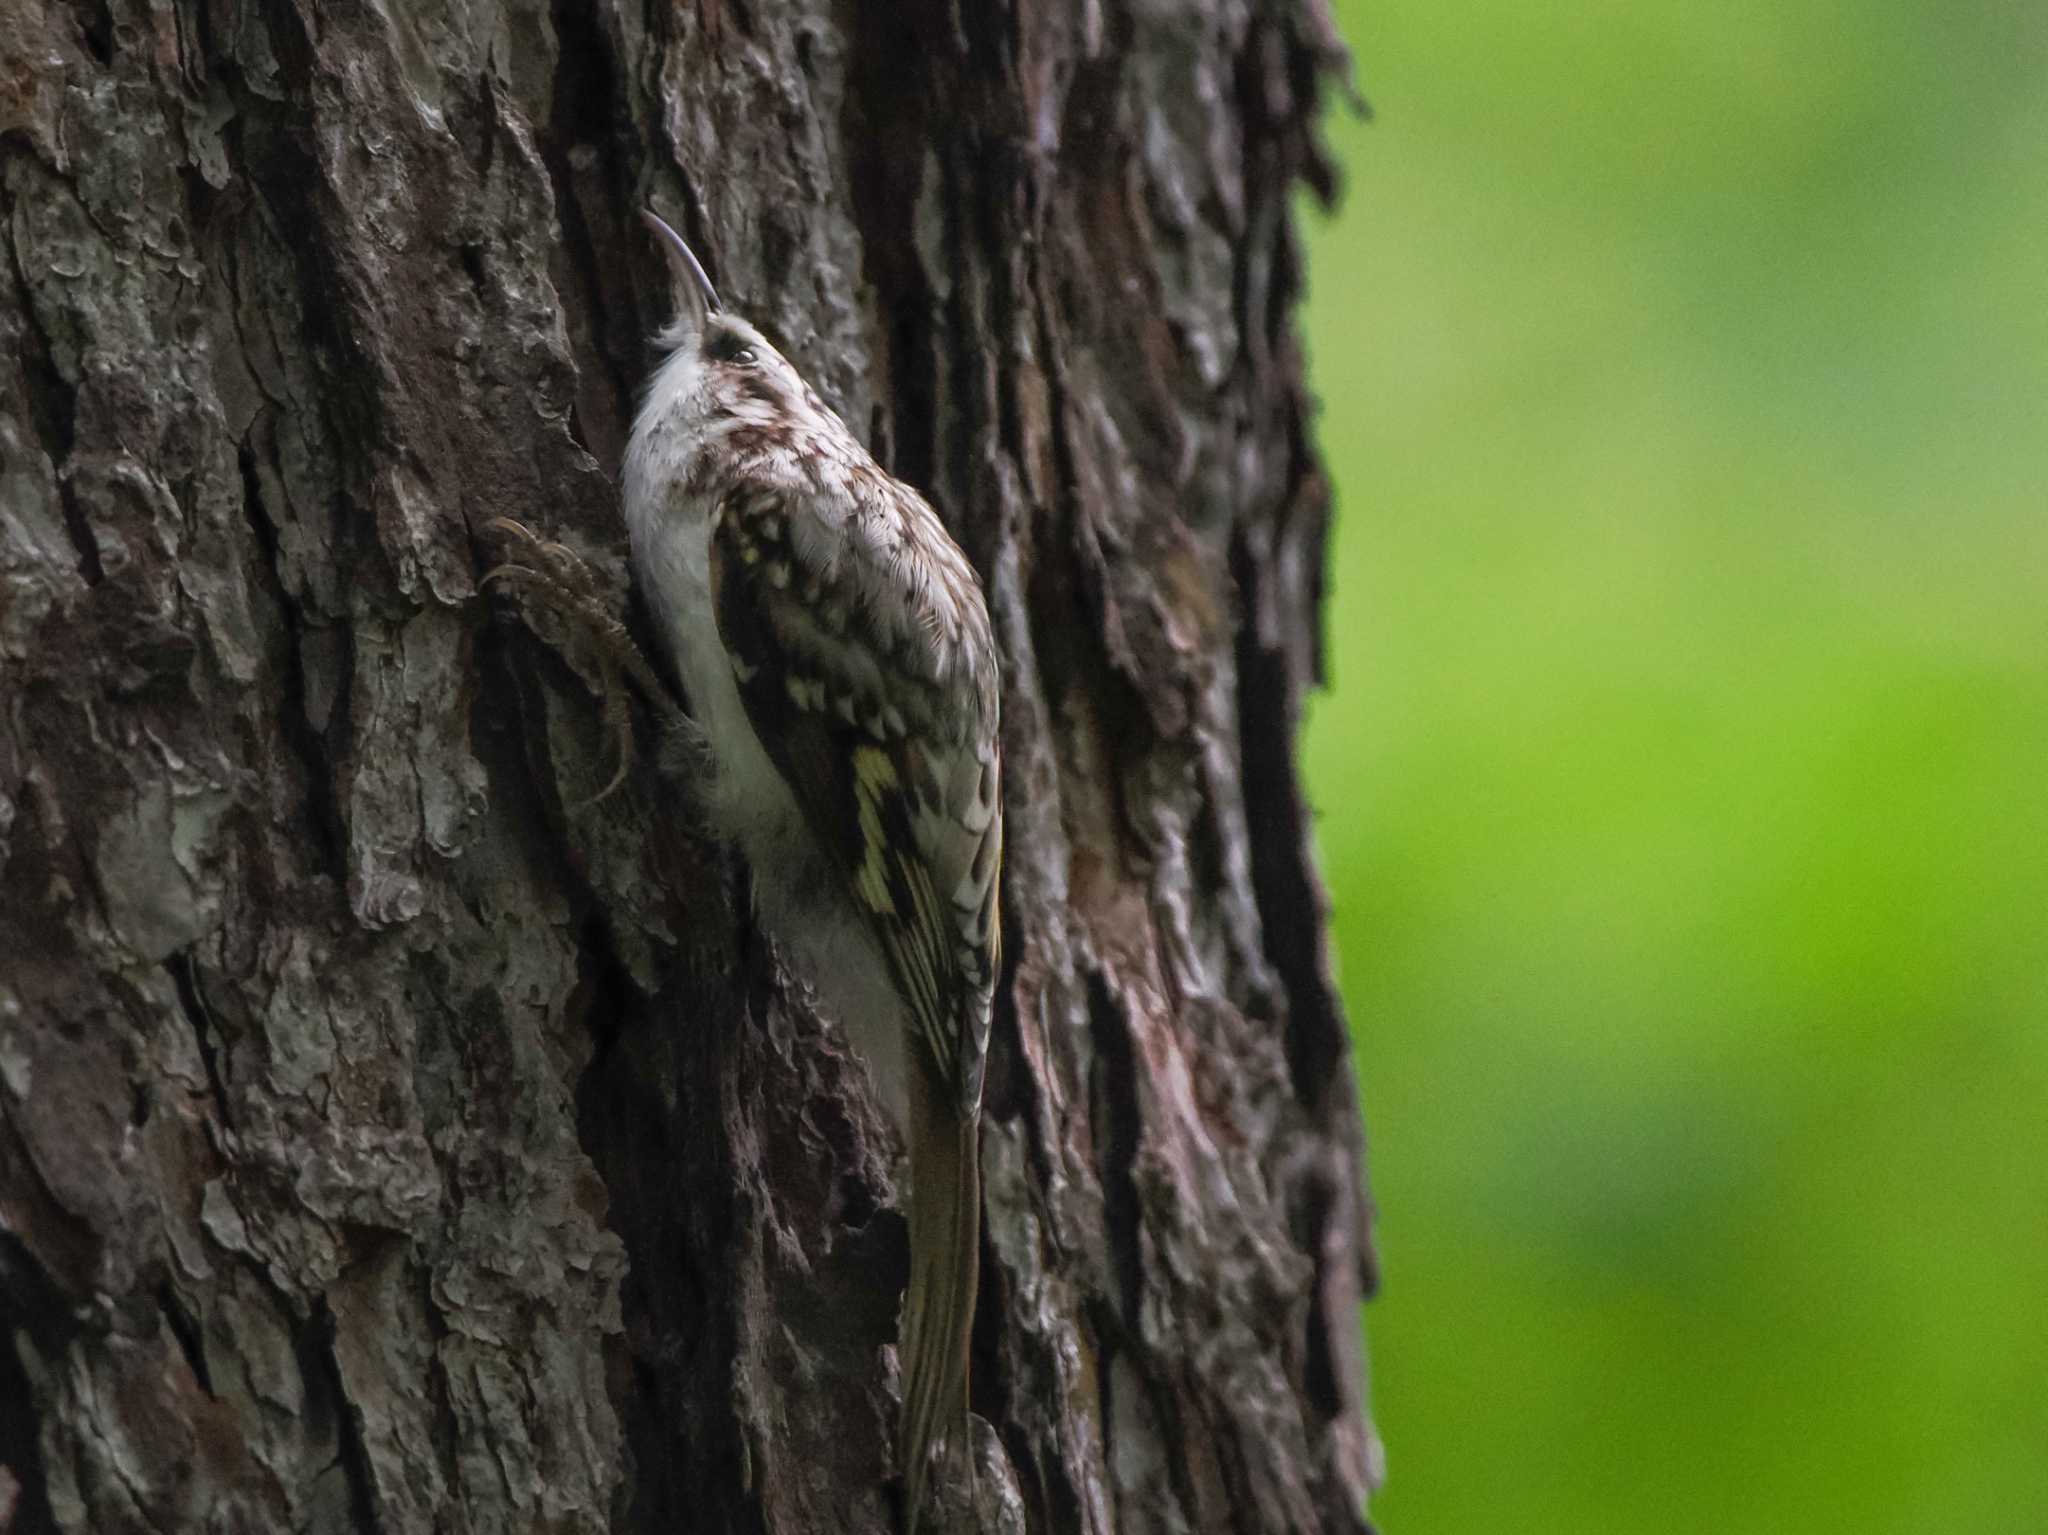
[1297, 2, 2048, 1530]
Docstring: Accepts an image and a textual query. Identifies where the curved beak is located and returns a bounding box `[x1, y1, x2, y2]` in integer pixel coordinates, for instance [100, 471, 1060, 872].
[642, 209, 721, 328]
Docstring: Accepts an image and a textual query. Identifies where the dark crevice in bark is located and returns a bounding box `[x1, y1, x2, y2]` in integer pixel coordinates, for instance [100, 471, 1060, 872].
[4, 276, 75, 472]
[1297, 1172, 1345, 1417]
[46, 450, 97, 592]
[966, 1203, 1009, 1427]
[571, 915, 635, 1063]
[69, 2, 113, 66]
[572, 937, 704, 1535]
[0, 1233, 61, 1535]
[1085, 970, 1144, 1330]
[1229, 517, 1345, 1114]
[1095, 1329, 1124, 1533]
[840, 0, 940, 493]
[1031, 284, 1156, 752]
[414, 1263, 463, 1506]
[1, 188, 101, 589]
[947, 166, 1007, 549]
[187, 0, 222, 94]
[979, 895, 1035, 1145]
[1230, 24, 1309, 378]
[156, 1282, 215, 1397]
[814, 1092, 883, 1234]
[237, 432, 347, 881]
[539, 0, 643, 474]
[455, 238, 489, 302]
[993, 1421, 1049, 1535]
[168, 949, 238, 1134]
[457, 75, 501, 182]
[713, 0, 760, 45]
[301, 1302, 383, 1535]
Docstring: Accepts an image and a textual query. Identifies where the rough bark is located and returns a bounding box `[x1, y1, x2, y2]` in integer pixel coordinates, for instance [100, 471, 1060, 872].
[0, 1, 1378, 1531]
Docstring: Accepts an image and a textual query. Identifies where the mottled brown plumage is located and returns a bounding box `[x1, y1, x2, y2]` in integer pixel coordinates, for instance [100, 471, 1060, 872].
[622, 211, 1001, 1530]
[484, 207, 1001, 1531]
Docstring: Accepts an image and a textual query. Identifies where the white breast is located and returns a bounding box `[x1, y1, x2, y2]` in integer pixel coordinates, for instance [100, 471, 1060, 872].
[629, 498, 798, 846]
[620, 409, 909, 1131]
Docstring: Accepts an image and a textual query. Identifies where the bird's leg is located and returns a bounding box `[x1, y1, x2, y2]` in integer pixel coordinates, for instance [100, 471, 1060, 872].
[480, 518, 692, 805]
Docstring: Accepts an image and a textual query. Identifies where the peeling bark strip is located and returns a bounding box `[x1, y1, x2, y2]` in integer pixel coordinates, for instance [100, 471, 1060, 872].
[0, 1, 1377, 1531]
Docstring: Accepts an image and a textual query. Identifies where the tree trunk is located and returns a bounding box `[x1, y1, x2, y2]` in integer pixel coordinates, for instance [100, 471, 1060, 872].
[0, 1, 1378, 1531]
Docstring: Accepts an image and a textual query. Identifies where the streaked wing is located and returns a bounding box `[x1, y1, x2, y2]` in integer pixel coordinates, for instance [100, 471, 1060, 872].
[709, 476, 1001, 1109]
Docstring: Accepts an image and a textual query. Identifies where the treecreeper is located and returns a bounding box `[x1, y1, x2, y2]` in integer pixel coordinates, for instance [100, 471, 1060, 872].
[485, 209, 1002, 1533]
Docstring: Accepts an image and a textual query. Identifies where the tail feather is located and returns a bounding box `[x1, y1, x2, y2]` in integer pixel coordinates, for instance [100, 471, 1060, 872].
[901, 1065, 980, 1534]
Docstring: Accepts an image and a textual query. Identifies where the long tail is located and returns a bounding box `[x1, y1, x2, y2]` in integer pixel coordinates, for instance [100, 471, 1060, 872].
[900, 1063, 980, 1534]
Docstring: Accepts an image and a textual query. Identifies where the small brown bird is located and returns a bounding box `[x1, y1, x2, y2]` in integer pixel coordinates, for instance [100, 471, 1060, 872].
[492, 209, 1000, 1529]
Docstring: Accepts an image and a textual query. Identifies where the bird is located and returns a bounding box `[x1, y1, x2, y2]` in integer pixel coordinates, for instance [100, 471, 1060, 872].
[487, 207, 1002, 1530]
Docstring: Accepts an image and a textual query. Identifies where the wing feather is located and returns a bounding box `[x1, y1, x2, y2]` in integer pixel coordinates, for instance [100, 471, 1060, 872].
[710, 475, 1000, 1110]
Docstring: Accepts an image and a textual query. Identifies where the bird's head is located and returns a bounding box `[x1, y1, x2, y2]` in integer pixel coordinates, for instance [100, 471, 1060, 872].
[638, 209, 827, 444]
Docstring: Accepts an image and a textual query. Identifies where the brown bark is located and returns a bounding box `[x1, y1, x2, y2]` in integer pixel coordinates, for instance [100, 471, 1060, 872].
[0, 1, 1379, 1531]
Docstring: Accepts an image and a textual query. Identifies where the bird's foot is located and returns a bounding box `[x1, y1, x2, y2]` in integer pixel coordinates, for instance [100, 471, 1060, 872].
[480, 518, 679, 805]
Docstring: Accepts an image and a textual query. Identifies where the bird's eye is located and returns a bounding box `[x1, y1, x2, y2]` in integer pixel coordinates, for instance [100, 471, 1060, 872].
[707, 329, 757, 366]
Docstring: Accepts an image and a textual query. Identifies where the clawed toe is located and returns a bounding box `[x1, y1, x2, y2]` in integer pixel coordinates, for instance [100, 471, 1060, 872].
[479, 520, 680, 807]
[482, 518, 609, 604]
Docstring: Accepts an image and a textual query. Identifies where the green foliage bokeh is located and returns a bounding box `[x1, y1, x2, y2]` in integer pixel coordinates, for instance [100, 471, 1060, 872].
[1298, 3, 2048, 1529]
